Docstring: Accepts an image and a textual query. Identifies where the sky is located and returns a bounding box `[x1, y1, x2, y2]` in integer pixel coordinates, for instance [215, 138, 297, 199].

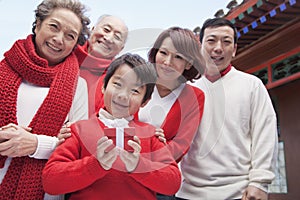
[0, 0, 241, 59]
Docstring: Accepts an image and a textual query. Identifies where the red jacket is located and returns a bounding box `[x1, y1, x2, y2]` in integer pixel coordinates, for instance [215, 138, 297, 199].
[137, 84, 205, 162]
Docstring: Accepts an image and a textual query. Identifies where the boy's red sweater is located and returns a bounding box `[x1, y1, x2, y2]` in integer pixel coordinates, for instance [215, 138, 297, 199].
[42, 117, 181, 200]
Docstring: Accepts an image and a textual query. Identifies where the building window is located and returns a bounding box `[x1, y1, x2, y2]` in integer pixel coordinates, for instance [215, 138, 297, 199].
[252, 67, 268, 84]
[268, 141, 288, 193]
[272, 53, 300, 82]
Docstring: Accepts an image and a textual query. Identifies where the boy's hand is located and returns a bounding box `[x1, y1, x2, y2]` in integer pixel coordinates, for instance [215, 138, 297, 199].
[119, 135, 141, 172]
[155, 128, 166, 144]
[57, 122, 72, 146]
[96, 136, 117, 170]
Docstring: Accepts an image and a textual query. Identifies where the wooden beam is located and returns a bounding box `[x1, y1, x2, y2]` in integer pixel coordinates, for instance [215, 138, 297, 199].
[232, 18, 300, 70]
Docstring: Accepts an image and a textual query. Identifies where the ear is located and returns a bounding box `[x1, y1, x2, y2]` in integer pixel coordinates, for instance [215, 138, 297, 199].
[232, 43, 237, 57]
[185, 62, 193, 70]
[101, 85, 105, 94]
[34, 20, 41, 35]
[140, 98, 151, 108]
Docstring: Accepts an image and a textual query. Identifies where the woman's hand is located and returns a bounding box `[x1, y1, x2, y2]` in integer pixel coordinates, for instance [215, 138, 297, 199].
[119, 135, 141, 172]
[155, 128, 166, 144]
[0, 123, 37, 157]
[57, 122, 72, 146]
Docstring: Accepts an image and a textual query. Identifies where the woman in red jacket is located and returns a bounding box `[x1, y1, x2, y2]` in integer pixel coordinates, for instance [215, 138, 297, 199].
[137, 27, 206, 200]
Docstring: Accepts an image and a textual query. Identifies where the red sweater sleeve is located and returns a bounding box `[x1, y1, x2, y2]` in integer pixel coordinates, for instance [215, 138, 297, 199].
[42, 123, 108, 195]
[129, 135, 181, 195]
[163, 85, 205, 162]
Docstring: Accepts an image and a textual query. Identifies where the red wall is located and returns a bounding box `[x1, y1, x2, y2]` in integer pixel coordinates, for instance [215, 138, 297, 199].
[269, 79, 300, 199]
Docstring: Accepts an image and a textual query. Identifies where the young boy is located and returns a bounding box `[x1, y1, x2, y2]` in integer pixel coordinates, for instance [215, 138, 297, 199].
[42, 53, 181, 200]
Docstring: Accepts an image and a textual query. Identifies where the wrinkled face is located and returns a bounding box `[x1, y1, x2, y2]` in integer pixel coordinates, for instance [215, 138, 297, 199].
[34, 8, 81, 66]
[201, 26, 237, 74]
[103, 64, 147, 118]
[155, 37, 191, 82]
[88, 16, 127, 60]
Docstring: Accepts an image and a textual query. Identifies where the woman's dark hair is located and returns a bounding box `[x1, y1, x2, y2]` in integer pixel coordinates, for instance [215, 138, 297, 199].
[103, 53, 157, 104]
[148, 27, 205, 83]
[199, 18, 238, 44]
[32, 0, 90, 45]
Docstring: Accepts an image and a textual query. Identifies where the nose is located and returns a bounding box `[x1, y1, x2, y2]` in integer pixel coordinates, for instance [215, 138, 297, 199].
[53, 32, 64, 45]
[116, 88, 129, 102]
[163, 55, 172, 66]
[213, 41, 223, 53]
[103, 32, 114, 43]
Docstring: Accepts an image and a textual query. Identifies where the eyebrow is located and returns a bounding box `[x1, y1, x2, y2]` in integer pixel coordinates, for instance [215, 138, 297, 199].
[159, 47, 187, 59]
[207, 34, 233, 40]
[50, 18, 79, 36]
[113, 74, 143, 87]
[103, 24, 124, 37]
[112, 75, 122, 80]
[134, 80, 143, 87]
[159, 47, 177, 54]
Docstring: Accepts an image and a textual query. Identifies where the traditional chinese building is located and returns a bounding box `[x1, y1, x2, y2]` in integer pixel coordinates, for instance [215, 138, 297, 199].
[218, 0, 300, 199]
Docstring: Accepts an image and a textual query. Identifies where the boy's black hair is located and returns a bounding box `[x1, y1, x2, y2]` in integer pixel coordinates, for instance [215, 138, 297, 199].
[103, 53, 157, 104]
[199, 18, 238, 44]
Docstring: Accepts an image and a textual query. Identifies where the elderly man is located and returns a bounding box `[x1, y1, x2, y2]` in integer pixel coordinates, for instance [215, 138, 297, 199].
[75, 15, 128, 116]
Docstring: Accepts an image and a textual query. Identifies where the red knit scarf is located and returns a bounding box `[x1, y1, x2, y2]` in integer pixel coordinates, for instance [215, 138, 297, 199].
[0, 35, 79, 200]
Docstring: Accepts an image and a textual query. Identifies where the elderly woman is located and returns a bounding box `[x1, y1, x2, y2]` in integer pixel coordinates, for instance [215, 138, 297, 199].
[0, 0, 90, 199]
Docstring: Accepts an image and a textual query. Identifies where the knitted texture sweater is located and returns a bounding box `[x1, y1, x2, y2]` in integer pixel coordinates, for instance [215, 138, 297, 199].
[177, 67, 278, 199]
[42, 117, 181, 200]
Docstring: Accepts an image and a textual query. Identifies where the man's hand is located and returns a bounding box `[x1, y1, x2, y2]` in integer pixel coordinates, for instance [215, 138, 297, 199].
[242, 185, 268, 200]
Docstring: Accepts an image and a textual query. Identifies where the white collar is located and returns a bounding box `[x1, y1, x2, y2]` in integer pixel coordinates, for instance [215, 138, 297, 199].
[98, 108, 133, 128]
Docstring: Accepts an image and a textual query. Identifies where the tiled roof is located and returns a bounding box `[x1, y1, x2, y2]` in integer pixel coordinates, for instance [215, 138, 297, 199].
[226, 0, 300, 54]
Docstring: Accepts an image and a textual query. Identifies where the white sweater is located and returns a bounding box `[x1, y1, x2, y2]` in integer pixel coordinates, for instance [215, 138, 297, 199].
[177, 67, 278, 200]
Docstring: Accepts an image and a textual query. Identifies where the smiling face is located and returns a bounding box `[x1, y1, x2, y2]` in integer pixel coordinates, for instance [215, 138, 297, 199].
[103, 64, 147, 118]
[34, 8, 81, 66]
[201, 26, 237, 74]
[88, 16, 128, 60]
[155, 37, 192, 84]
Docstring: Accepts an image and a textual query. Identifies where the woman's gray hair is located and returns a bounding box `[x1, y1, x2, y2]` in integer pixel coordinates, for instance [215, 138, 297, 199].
[32, 0, 90, 45]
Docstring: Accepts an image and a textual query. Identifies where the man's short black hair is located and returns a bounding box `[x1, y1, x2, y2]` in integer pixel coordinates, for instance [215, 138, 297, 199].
[199, 18, 238, 44]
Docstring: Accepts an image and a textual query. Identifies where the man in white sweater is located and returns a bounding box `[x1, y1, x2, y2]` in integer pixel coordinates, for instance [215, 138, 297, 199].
[176, 18, 278, 200]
